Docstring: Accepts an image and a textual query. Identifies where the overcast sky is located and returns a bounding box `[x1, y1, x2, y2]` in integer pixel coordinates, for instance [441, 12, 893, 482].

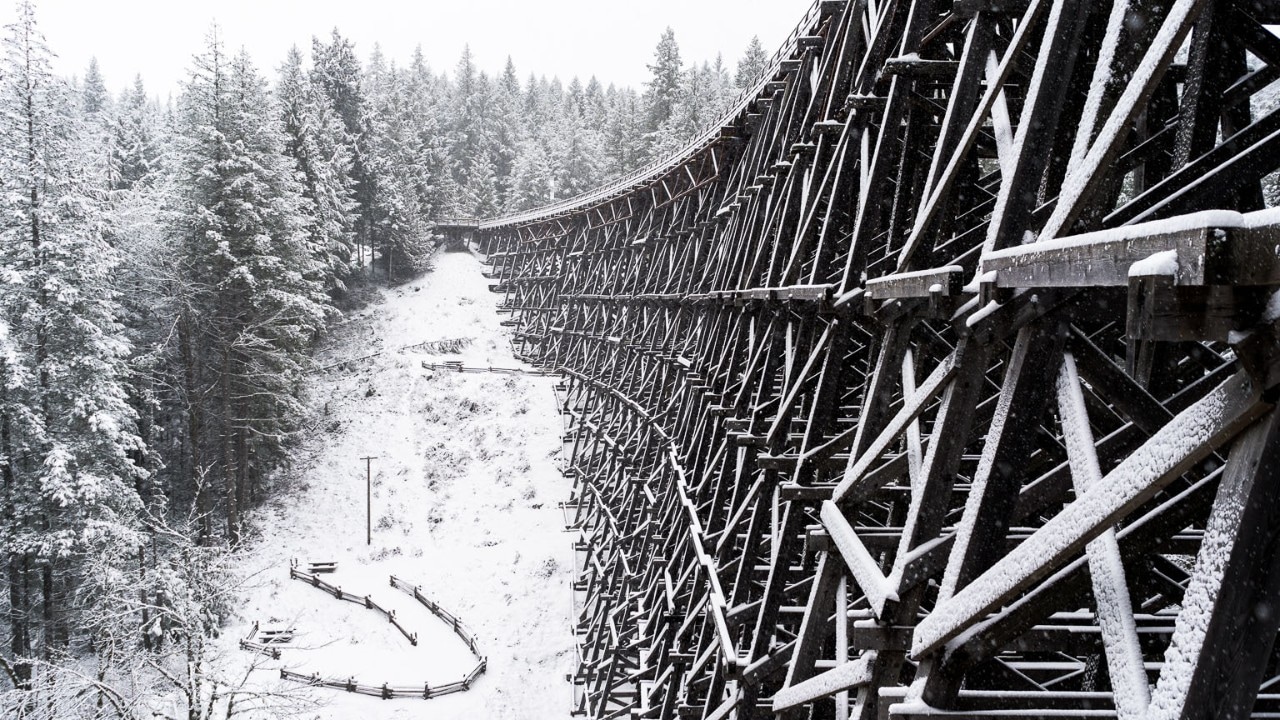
[21, 0, 814, 99]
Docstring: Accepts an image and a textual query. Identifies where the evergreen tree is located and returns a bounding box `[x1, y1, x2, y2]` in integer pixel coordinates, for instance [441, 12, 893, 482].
[364, 62, 437, 279]
[174, 29, 328, 545]
[552, 78, 605, 199]
[311, 29, 374, 269]
[643, 27, 682, 157]
[279, 45, 359, 296]
[0, 0, 144, 680]
[506, 138, 555, 212]
[81, 56, 109, 115]
[492, 56, 523, 206]
[736, 35, 769, 90]
[109, 75, 160, 191]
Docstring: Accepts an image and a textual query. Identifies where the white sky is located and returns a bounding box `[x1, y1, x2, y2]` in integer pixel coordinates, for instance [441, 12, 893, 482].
[22, 0, 814, 99]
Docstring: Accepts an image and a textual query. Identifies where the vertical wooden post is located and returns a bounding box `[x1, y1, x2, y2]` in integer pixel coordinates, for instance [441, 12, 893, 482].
[361, 456, 378, 545]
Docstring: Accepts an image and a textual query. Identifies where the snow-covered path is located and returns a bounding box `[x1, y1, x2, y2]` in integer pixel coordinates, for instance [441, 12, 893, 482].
[224, 249, 574, 719]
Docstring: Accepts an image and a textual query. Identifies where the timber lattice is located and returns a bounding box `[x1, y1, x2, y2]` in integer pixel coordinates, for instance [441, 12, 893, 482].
[449, 0, 1280, 717]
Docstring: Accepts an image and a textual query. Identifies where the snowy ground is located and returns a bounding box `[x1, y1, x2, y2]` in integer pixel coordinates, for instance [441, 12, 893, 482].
[221, 248, 575, 720]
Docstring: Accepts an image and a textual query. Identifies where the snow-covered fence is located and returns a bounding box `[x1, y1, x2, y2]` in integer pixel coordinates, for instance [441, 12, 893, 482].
[420, 360, 557, 377]
[278, 667, 485, 700]
[238, 621, 282, 660]
[272, 569, 488, 700]
[288, 567, 418, 646]
[313, 337, 473, 373]
[388, 575, 487, 663]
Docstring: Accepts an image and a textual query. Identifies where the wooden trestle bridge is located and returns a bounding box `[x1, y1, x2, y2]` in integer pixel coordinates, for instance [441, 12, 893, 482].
[449, 0, 1280, 717]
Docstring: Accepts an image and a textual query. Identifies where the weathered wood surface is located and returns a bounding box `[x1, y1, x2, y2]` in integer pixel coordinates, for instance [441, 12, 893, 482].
[443, 0, 1280, 717]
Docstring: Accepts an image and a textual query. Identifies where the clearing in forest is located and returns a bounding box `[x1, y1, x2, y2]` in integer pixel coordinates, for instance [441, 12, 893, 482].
[218, 248, 575, 720]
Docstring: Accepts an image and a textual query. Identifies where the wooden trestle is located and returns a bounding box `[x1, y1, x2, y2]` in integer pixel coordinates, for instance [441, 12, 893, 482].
[463, 0, 1280, 717]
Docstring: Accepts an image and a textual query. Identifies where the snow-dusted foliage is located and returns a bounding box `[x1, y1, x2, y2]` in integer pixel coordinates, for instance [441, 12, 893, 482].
[0, 4, 776, 717]
[171, 29, 330, 546]
[0, 0, 145, 692]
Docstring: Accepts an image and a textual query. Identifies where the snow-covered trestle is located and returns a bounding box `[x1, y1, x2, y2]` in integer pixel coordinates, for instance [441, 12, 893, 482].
[466, 0, 1280, 718]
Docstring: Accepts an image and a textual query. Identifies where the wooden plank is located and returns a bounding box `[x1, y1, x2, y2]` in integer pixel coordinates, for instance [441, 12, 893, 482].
[1147, 409, 1280, 720]
[866, 265, 965, 299]
[822, 501, 897, 617]
[771, 654, 875, 712]
[981, 208, 1280, 289]
[1056, 352, 1149, 717]
[914, 370, 1266, 658]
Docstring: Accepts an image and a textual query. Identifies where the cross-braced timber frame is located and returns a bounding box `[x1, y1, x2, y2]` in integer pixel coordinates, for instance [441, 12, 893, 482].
[457, 0, 1280, 717]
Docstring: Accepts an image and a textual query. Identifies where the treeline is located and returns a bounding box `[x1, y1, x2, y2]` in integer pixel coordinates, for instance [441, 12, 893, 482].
[0, 0, 773, 716]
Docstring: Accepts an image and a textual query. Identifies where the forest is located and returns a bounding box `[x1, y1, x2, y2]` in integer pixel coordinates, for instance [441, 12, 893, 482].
[0, 1, 771, 716]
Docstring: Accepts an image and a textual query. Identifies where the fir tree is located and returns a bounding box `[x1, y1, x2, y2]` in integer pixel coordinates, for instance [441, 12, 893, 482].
[109, 75, 160, 192]
[0, 0, 144, 679]
[736, 35, 769, 90]
[643, 27, 682, 153]
[311, 29, 374, 269]
[174, 29, 329, 545]
[279, 45, 359, 296]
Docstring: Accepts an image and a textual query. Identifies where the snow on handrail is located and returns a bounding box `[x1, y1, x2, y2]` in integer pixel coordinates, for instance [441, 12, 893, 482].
[476, 0, 832, 230]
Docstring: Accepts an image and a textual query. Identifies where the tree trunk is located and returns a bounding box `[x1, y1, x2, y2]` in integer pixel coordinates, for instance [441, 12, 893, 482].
[222, 343, 239, 546]
[7, 554, 30, 688]
[178, 315, 210, 544]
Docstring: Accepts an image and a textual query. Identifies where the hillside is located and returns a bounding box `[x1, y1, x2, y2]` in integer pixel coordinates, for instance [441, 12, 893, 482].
[211, 249, 575, 720]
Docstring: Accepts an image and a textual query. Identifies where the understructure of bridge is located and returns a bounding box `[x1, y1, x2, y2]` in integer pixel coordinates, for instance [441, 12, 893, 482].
[460, 0, 1280, 717]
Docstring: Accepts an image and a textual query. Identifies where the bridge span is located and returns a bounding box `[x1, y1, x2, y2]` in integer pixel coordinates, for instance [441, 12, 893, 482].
[452, 0, 1280, 717]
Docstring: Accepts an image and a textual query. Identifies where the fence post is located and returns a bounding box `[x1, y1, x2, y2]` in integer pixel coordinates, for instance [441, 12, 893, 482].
[381, 683, 392, 700]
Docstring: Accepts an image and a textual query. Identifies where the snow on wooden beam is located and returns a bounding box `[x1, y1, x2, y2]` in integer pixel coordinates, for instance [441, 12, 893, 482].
[981, 208, 1280, 288]
[833, 353, 958, 503]
[866, 265, 965, 299]
[912, 369, 1268, 659]
[771, 654, 875, 712]
[1147, 409, 1280, 719]
[821, 501, 898, 617]
[1056, 353, 1150, 717]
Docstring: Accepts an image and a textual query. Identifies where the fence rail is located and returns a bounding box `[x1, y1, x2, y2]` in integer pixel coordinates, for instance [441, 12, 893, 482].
[421, 360, 558, 377]
[270, 569, 487, 700]
[279, 667, 485, 700]
[288, 568, 418, 645]
[389, 575, 486, 661]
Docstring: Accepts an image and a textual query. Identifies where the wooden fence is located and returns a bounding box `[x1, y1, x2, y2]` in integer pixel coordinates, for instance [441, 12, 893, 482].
[314, 336, 473, 373]
[421, 360, 557, 377]
[288, 567, 418, 645]
[388, 575, 486, 661]
[272, 569, 488, 700]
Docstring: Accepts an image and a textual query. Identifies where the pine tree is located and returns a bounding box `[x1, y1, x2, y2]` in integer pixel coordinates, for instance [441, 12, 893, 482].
[736, 35, 769, 90]
[643, 27, 683, 155]
[506, 138, 555, 212]
[0, 0, 144, 679]
[109, 75, 160, 192]
[82, 56, 109, 115]
[492, 56, 523, 206]
[174, 29, 329, 545]
[552, 78, 605, 199]
[279, 45, 359, 296]
[364, 62, 436, 279]
[311, 29, 374, 269]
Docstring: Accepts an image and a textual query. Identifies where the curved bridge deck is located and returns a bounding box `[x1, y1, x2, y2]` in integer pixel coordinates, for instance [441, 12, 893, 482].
[456, 1, 1280, 718]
